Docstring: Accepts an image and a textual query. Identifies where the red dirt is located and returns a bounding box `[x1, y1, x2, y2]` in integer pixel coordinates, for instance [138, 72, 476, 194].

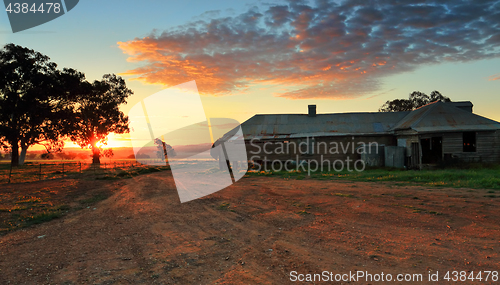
[0, 171, 499, 284]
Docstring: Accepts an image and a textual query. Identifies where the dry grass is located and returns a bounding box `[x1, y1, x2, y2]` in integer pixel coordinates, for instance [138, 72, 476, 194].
[0, 160, 164, 184]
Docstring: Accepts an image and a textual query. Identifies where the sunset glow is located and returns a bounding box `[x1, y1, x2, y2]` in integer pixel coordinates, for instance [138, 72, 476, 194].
[1, 1, 500, 283]
[2, 0, 499, 152]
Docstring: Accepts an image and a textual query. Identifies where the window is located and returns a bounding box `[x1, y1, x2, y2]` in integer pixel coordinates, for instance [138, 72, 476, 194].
[463, 132, 476, 152]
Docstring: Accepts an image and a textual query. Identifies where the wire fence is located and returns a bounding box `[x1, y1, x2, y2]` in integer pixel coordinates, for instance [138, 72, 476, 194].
[0, 161, 145, 184]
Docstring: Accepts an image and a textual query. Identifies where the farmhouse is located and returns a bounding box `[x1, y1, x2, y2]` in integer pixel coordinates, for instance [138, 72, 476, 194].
[217, 101, 500, 169]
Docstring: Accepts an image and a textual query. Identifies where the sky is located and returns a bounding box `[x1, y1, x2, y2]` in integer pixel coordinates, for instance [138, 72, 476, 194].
[1, 0, 499, 149]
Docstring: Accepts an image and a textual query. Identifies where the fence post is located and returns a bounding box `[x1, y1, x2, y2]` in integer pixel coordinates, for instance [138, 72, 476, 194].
[39, 163, 42, 180]
[62, 163, 64, 177]
[79, 162, 82, 173]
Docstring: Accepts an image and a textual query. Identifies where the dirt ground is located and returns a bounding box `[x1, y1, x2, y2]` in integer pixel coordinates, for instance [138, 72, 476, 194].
[0, 171, 499, 284]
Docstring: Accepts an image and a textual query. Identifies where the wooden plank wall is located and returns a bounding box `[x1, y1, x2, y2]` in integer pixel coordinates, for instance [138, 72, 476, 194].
[245, 135, 395, 164]
[442, 131, 500, 163]
[244, 131, 500, 167]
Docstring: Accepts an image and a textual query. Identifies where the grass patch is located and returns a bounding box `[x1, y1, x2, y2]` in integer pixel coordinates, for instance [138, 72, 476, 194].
[23, 211, 62, 226]
[0, 161, 169, 184]
[54, 204, 71, 211]
[333, 193, 355, 198]
[0, 205, 28, 212]
[116, 171, 134, 178]
[96, 166, 169, 180]
[217, 202, 231, 210]
[246, 165, 500, 190]
[15, 196, 42, 204]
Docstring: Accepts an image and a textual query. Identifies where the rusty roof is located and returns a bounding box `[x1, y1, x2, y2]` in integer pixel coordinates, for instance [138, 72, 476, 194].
[239, 111, 409, 139]
[392, 101, 500, 133]
[216, 101, 500, 142]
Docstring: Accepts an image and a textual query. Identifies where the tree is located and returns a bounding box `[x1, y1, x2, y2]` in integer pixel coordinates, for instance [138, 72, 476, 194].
[41, 152, 54, 160]
[67, 74, 132, 164]
[102, 148, 114, 163]
[0, 43, 83, 166]
[379, 90, 451, 112]
[154, 138, 176, 161]
[57, 151, 77, 160]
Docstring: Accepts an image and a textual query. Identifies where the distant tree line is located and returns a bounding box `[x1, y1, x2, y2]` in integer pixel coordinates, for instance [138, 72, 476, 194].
[379, 91, 451, 112]
[0, 43, 132, 166]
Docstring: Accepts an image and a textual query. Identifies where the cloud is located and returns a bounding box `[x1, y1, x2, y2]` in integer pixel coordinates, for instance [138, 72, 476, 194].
[118, 0, 500, 99]
[488, 73, 500, 81]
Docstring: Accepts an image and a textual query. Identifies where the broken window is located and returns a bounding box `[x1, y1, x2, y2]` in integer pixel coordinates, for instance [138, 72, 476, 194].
[463, 132, 476, 152]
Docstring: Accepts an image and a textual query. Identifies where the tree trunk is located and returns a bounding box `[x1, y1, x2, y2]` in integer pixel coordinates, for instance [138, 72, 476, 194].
[92, 145, 100, 164]
[10, 139, 19, 167]
[18, 145, 28, 166]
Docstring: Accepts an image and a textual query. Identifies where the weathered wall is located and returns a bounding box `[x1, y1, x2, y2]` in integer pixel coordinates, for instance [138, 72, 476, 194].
[245, 135, 396, 167]
[420, 131, 500, 164]
[394, 131, 500, 167]
[243, 130, 500, 169]
[441, 131, 500, 163]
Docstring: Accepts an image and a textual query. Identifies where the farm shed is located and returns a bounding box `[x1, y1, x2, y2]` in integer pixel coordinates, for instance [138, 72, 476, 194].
[237, 107, 407, 166]
[213, 101, 500, 170]
[392, 101, 500, 168]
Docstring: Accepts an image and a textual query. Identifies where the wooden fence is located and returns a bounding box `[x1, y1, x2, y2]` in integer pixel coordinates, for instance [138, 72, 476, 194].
[0, 161, 142, 184]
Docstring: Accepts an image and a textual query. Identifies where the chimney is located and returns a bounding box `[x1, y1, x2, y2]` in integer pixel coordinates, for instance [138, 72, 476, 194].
[447, 101, 473, 113]
[308, 105, 316, 117]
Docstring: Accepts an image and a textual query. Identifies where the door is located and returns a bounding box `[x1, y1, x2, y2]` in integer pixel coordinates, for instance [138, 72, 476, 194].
[420, 137, 442, 164]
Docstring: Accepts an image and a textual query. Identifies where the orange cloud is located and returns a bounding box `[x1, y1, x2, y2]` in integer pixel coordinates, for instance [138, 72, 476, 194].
[118, 0, 500, 99]
[488, 74, 500, 81]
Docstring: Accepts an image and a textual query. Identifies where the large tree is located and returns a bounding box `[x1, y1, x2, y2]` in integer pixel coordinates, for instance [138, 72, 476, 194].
[0, 44, 81, 166]
[68, 74, 132, 164]
[379, 91, 451, 112]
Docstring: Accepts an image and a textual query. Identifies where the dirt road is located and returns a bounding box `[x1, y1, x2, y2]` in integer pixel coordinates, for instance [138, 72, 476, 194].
[1, 171, 499, 284]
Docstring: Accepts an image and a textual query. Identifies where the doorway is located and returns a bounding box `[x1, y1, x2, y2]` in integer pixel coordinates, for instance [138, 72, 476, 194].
[420, 137, 442, 164]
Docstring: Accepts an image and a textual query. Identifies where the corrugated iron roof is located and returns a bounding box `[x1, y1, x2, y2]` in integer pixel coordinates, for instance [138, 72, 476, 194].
[392, 101, 500, 133]
[240, 111, 410, 138]
[214, 101, 500, 144]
